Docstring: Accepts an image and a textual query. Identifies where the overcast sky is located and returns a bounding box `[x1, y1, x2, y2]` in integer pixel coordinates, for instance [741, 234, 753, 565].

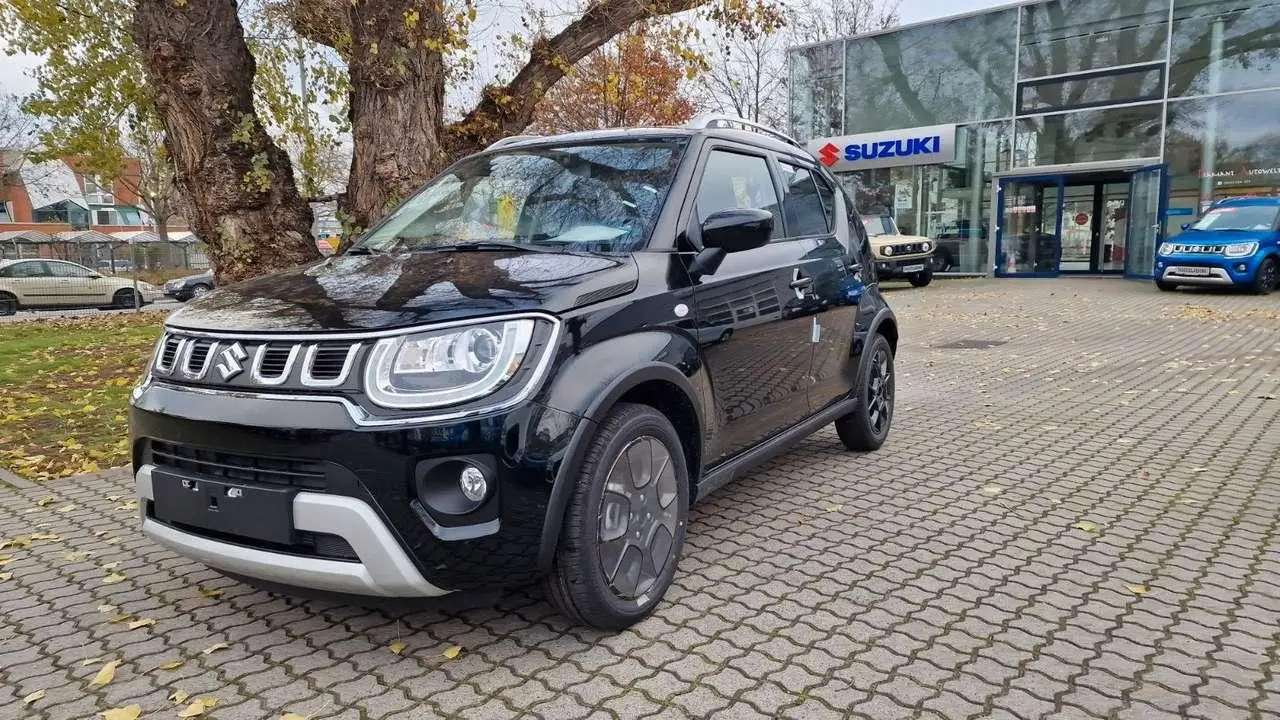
[1, 0, 1013, 104]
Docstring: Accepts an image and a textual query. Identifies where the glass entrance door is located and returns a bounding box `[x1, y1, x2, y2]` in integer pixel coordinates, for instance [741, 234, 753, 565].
[1125, 165, 1168, 278]
[997, 177, 1062, 276]
[1059, 185, 1095, 272]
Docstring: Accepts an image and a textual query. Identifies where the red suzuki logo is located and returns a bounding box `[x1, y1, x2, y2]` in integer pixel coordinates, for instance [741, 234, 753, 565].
[818, 143, 841, 167]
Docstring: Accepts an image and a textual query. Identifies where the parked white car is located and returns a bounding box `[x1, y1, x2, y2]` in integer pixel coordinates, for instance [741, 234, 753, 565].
[0, 259, 161, 315]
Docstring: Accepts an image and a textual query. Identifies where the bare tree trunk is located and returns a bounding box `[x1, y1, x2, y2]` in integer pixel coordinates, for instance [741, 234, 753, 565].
[341, 0, 449, 232]
[133, 0, 318, 284]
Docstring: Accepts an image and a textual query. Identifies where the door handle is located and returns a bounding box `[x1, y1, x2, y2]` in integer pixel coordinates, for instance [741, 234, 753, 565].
[790, 276, 813, 290]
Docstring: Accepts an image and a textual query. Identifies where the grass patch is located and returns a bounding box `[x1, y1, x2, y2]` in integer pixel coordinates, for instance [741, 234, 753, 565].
[0, 313, 165, 480]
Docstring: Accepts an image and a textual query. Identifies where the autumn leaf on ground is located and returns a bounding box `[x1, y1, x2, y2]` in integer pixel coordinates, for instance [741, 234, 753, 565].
[281, 714, 312, 720]
[157, 660, 185, 671]
[103, 572, 127, 584]
[389, 640, 407, 655]
[104, 536, 123, 545]
[116, 500, 138, 511]
[1126, 584, 1149, 596]
[169, 689, 190, 704]
[23, 688, 45, 704]
[442, 645, 462, 660]
[108, 614, 133, 623]
[201, 642, 229, 655]
[98, 604, 118, 614]
[823, 505, 843, 513]
[128, 618, 155, 630]
[29, 532, 59, 541]
[0, 572, 12, 581]
[101, 561, 120, 569]
[81, 656, 105, 666]
[1072, 521, 1098, 533]
[57, 504, 76, 513]
[981, 485, 1003, 495]
[64, 551, 90, 561]
[0, 555, 11, 565]
[177, 700, 207, 717]
[37, 496, 54, 506]
[87, 659, 121, 687]
[100, 705, 142, 720]
[198, 586, 223, 599]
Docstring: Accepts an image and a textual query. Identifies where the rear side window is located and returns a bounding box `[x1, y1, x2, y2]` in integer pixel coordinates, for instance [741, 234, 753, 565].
[1, 261, 46, 278]
[777, 162, 831, 238]
[695, 150, 782, 240]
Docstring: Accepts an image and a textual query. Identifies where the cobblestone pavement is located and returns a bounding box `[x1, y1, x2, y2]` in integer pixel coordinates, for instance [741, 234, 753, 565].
[3, 278, 1279, 720]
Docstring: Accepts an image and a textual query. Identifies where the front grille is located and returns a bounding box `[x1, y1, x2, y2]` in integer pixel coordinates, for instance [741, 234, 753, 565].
[1168, 244, 1224, 255]
[149, 440, 327, 490]
[162, 519, 358, 562]
[891, 242, 926, 255]
[149, 332, 362, 390]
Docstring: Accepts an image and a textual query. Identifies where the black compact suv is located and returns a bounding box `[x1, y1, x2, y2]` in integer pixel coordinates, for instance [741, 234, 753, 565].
[129, 118, 898, 630]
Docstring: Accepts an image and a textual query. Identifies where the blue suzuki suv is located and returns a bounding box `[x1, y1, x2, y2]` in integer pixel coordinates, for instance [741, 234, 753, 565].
[1155, 196, 1280, 294]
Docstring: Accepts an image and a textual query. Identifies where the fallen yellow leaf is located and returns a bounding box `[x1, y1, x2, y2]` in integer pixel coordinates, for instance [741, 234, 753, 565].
[981, 485, 1003, 495]
[1126, 584, 1149, 596]
[101, 561, 121, 569]
[198, 586, 223, 599]
[389, 640, 407, 655]
[201, 699, 218, 709]
[442, 645, 462, 660]
[23, 689, 45, 704]
[37, 496, 54, 506]
[117, 500, 138, 511]
[108, 614, 133, 624]
[82, 656, 105, 666]
[201, 642, 229, 655]
[823, 505, 843, 513]
[281, 714, 311, 720]
[88, 659, 121, 687]
[98, 604, 118, 614]
[64, 551, 90, 561]
[100, 705, 142, 720]
[128, 618, 155, 630]
[157, 660, 185, 671]
[0, 555, 11, 565]
[105, 536, 123, 545]
[103, 572, 127, 584]
[57, 504, 76, 513]
[0, 571, 12, 581]
[177, 700, 206, 717]
[29, 532, 58, 541]
[169, 689, 190, 704]
[1072, 521, 1098, 533]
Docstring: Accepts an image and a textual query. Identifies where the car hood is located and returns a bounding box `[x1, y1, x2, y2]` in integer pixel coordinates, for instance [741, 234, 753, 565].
[164, 250, 638, 332]
[870, 233, 931, 246]
[1170, 229, 1273, 246]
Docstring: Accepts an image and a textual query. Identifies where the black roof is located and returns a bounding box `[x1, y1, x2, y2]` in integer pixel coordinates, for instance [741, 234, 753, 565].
[486, 125, 814, 162]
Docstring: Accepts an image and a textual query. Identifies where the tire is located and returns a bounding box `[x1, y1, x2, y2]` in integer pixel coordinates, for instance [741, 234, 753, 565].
[1248, 257, 1278, 295]
[113, 289, 138, 308]
[0, 292, 17, 316]
[1155, 280, 1178, 292]
[835, 333, 895, 452]
[191, 283, 212, 298]
[908, 267, 933, 288]
[930, 249, 954, 273]
[543, 403, 689, 630]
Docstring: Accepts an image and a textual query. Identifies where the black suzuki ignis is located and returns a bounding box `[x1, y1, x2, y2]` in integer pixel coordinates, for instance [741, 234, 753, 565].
[130, 117, 898, 629]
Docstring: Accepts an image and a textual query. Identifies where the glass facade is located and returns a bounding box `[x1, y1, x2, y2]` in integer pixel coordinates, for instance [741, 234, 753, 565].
[789, 0, 1280, 275]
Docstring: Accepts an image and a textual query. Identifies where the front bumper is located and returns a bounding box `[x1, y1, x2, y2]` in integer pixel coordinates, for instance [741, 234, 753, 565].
[130, 383, 585, 595]
[875, 255, 932, 278]
[1155, 255, 1261, 286]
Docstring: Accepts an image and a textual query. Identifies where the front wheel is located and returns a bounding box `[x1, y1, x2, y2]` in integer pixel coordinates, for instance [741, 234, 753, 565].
[113, 289, 138, 308]
[1156, 280, 1178, 292]
[835, 333, 895, 452]
[0, 292, 17, 316]
[543, 403, 689, 630]
[1249, 257, 1278, 295]
[909, 267, 933, 288]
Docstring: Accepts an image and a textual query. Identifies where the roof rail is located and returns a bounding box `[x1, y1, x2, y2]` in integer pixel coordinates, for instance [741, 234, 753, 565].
[485, 134, 540, 151]
[684, 114, 803, 148]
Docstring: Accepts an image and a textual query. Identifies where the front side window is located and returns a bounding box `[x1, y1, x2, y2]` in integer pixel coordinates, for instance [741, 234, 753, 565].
[1189, 205, 1280, 232]
[695, 150, 781, 239]
[355, 140, 687, 254]
[778, 162, 830, 238]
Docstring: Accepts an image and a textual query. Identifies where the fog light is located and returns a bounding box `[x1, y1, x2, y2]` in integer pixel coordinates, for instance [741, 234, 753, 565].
[1237, 263, 1248, 272]
[459, 464, 488, 502]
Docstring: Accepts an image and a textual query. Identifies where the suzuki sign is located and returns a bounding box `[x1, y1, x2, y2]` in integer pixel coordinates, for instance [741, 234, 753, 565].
[808, 124, 957, 172]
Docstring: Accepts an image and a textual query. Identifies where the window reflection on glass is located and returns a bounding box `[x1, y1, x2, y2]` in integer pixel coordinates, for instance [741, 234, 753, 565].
[1189, 204, 1280, 231]
[1017, 65, 1165, 114]
[777, 163, 831, 237]
[1169, 0, 1280, 98]
[840, 9, 1016, 134]
[1014, 104, 1163, 167]
[788, 42, 844, 141]
[696, 150, 783, 240]
[1000, 181, 1061, 274]
[1018, 0, 1170, 79]
[1164, 89, 1280, 221]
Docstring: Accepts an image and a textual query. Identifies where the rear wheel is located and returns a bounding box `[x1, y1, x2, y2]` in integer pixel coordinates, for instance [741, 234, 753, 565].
[835, 333, 895, 452]
[191, 283, 212, 299]
[908, 267, 933, 288]
[929, 249, 954, 273]
[1249, 257, 1278, 295]
[543, 403, 688, 630]
[0, 292, 17, 316]
[113, 289, 138, 308]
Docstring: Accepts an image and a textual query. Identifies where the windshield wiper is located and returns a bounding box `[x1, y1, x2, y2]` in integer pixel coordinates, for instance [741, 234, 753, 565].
[431, 240, 560, 253]
[343, 246, 386, 255]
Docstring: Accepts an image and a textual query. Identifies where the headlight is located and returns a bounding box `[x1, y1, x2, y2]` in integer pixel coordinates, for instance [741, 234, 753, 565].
[882, 246, 894, 257]
[364, 318, 539, 409]
[1223, 241, 1258, 258]
[921, 241, 932, 252]
[1158, 243, 1175, 257]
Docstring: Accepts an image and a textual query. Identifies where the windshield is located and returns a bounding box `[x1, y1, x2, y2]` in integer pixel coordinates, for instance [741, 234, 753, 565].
[1188, 204, 1280, 232]
[353, 140, 687, 254]
[860, 214, 897, 236]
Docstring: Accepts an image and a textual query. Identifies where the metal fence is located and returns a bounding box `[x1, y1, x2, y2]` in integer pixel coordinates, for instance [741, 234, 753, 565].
[0, 230, 210, 274]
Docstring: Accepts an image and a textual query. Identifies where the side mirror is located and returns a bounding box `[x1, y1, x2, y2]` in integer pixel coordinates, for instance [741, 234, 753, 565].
[701, 208, 773, 254]
[88, 273, 102, 279]
[1180, 222, 1192, 231]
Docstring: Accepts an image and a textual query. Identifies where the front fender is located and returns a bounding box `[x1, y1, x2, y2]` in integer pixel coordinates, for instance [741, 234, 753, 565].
[534, 329, 712, 573]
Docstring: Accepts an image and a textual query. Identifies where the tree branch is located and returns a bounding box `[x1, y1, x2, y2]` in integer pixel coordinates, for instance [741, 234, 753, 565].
[446, 0, 704, 153]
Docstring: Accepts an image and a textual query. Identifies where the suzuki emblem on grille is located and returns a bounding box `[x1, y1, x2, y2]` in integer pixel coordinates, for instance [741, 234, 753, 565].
[215, 342, 249, 380]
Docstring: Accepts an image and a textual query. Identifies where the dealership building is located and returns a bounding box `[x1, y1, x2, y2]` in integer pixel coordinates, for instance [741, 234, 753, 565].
[788, 0, 1280, 277]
